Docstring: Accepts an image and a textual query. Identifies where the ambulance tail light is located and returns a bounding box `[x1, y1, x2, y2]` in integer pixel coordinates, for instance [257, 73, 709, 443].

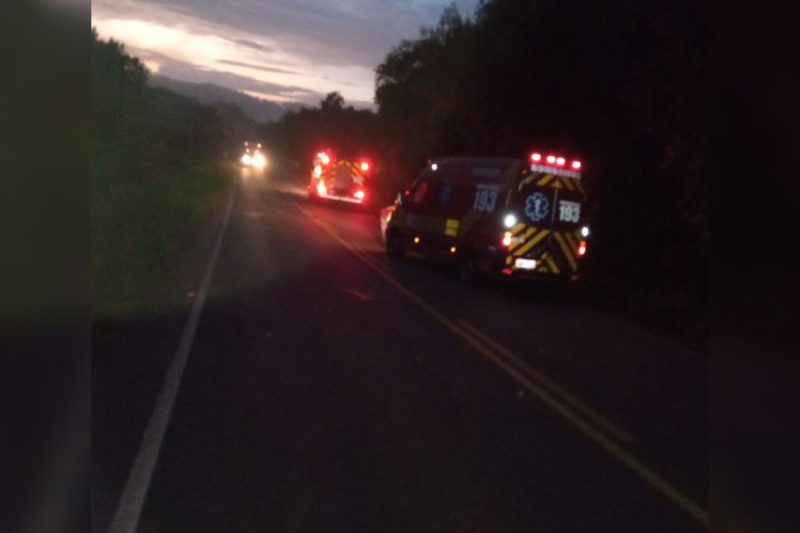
[354, 189, 366, 201]
[360, 161, 369, 172]
[578, 240, 587, 256]
[530, 152, 542, 162]
[502, 231, 513, 247]
[316, 181, 327, 196]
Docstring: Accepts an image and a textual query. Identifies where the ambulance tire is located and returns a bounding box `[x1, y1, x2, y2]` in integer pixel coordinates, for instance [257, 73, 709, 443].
[457, 249, 479, 283]
[386, 230, 405, 260]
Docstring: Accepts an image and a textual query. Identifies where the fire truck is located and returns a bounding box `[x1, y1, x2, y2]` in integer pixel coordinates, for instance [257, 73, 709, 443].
[383, 152, 589, 282]
[307, 150, 371, 206]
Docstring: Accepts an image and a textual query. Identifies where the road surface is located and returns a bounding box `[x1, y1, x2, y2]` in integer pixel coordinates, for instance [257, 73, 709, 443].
[93, 163, 707, 532]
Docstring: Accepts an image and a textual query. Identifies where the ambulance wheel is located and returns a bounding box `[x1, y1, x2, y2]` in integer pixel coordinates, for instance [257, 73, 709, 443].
[457, 250, 478, 283]
[386, 230, 405, 260]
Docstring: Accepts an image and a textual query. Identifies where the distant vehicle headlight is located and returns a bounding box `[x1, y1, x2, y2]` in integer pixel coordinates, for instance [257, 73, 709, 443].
[241, 154, 252, 165]
[252, 154, 266, 168]
[503, 214, 517, 228]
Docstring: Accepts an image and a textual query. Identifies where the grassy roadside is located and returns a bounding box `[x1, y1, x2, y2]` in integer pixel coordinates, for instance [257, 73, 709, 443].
[92, 146, 233, 321]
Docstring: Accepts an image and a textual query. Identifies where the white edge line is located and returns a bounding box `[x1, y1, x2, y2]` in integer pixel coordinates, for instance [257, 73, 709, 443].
[106, 183, 237, 533]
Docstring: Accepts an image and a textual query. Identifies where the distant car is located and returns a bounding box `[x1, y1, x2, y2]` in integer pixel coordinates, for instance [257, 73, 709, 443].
[308, 150, 371, 206]
[239, 142, 267, 169]
[379, 204, 396, 243]
[384, 153, 590, 282]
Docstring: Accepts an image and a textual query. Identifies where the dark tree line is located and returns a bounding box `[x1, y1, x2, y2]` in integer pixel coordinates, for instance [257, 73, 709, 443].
[92, 29, 227, 175]
[262, 92, 382, 171]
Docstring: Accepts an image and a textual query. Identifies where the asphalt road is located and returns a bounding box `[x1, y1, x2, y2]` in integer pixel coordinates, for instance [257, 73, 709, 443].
[93, 163, 707, 532]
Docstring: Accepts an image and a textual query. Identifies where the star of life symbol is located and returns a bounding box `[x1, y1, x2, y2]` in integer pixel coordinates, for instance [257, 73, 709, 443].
[525, 192, 549, 221]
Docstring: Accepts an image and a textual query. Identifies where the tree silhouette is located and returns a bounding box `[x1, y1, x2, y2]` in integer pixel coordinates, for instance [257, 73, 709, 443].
[320, 92, 345, 111]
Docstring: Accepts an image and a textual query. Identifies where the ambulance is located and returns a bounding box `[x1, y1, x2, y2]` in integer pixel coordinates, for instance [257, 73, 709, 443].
[384, 153, 589, 282]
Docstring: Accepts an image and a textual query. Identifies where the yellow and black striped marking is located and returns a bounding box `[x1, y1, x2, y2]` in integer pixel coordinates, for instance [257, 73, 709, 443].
[322, 160, 367, 182]
[553, 232, 578, 272]
[505, 225, 584, 275]
[517, 172, 586, 195]
[514, 228, 550, 258]
[534, 173, 585, 194]
[503, 224, 550, 267]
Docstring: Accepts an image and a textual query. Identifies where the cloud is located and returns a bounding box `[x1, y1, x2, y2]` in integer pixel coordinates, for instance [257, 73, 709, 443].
[137, 48, 324, 103]
[92, 0, 477, 106]
[321, 76, 361, 87]
[216, 59, 302, 76]
[240, 90, 299, 103]
[227, 38, 273, 53]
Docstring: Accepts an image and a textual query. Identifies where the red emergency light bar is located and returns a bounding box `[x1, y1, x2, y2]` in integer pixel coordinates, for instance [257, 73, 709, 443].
[316, 151, 331, 165]
[530, 150, 584, 176]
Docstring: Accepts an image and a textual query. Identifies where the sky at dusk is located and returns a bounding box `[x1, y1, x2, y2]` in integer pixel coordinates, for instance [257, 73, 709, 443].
[92, 0, 477, 108]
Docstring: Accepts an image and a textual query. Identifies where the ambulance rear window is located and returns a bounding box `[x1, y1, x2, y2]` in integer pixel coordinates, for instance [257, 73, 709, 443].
[428, 164, 507, 184]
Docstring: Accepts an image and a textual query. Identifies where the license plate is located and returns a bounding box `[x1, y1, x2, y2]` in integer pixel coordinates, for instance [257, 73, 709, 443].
[514, 258, 537, 270]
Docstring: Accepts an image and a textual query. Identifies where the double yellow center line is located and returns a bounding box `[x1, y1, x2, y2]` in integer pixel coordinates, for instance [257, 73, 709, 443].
[295, 201, 708, 528]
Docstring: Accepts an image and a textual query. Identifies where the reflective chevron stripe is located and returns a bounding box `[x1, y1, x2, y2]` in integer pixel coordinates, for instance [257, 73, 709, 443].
[514, 229, 550, 257]
[546, 254, 560, 274]
[553, 232, 577, 271]
[563, 231, 579, 252]
[509, 227, 536, 251]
